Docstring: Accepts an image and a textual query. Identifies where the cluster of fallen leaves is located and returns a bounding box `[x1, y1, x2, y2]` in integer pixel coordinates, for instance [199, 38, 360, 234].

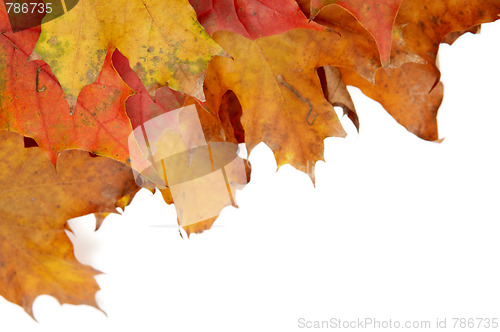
[0, 0, 498, 317]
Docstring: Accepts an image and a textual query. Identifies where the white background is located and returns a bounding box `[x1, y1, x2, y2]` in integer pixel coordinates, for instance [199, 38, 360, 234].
[1, 21, 499, 332]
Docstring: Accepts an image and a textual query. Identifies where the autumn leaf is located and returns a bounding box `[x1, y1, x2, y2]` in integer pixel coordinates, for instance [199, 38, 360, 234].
[190, 0, 324, 38]
[331, 2, 494, 141]
[339, 63, 443, 140]
[371, 0, 499, 140]
[0, 130, 139, 317]
[32, 0, 223, 110]
[393, 0, 500, 70]
[296, 0, 399, 69]
[309, 0, 402, 66]
[193, 0, 376, 181]
[205, 30, 354, 181]
[0, 10, 134, 166]
[304, 0, 500, 140]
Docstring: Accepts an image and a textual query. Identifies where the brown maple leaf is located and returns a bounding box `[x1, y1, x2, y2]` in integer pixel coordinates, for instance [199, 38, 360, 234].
[0, 131, 139, 316]
[302, 0, 500, 140]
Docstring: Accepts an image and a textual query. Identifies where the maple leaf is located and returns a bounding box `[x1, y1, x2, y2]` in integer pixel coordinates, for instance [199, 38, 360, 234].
[309, 0, 402, 66]
[339, 63, 443, 140]
[393, 0, 500, 70]
[194, 0, 380, 80]
[296, 0, 409, 69]
[0, 130, 139, 317]
[368, 0, 499, 140]
[304, 0, 500, 140]
[193, 0, 370, 181]
[205, 30, 356, 182]
[0, 9, 134, 166]
[190, 0, 324, 38]
[32, 0, 223, 110]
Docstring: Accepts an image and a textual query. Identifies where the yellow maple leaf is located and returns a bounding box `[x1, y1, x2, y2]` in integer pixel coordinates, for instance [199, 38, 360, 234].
[204, 29, 376, 182]
[33, 0, 223, 110]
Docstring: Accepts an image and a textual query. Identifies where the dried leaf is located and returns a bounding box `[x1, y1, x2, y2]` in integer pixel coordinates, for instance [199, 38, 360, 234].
[340, 63, 443, 140]
[309, 0, 402, 65]
[32, 0, 223, 107]
[190, 0, 324, 39]
[307, 0, 499, 140]
[0, 12, 134, 165]
[204, 29, 362, 181]
[393, 0, 500, 68]
[0, 131, 139, 316]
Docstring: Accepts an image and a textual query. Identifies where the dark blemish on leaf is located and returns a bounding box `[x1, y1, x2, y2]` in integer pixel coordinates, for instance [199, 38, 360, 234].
[276, 75, 318, 126]
[68, 95, 77, 115]
[86, 69, 97, 82]
[35, 67, 46, 92]
[148, 46, 154, 53]
[134, 62, 146, 78]
[96, 49, 106, 64]
[48, 37, 57, 45]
